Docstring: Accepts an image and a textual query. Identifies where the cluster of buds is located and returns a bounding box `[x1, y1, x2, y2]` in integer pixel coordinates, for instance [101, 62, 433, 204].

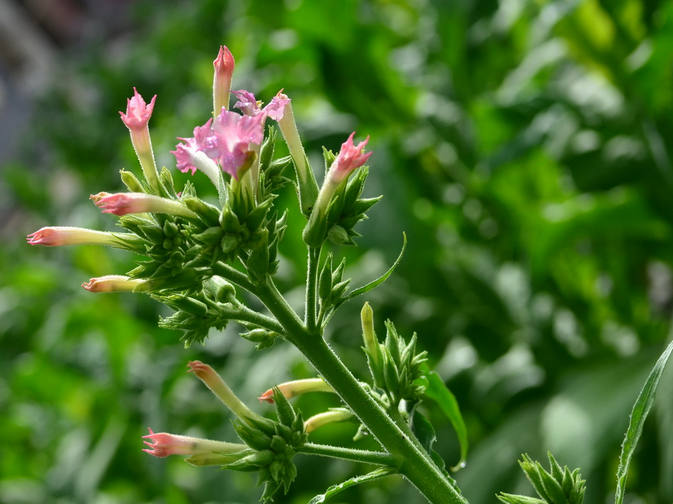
[498, 453, 586, 504]
[361, 303, 429, 407]
[145, 361, 349, 501]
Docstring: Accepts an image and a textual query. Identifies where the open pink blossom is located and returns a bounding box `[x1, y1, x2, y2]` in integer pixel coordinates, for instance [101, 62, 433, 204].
[171, 137, 200, 175]
[119, 87, 156, 131]
[233, 90, 289, 121]
[330, 132, 372, 184]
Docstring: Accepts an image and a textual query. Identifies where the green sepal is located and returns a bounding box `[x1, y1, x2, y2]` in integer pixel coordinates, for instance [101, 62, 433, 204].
[234, 421, 273, 451]
[119, 169, 144, 193]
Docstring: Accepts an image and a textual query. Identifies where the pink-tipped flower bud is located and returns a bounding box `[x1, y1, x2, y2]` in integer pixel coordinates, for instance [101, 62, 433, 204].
[27, 226, 124, 247]
[328, 132, 372, 185]
[142, 427, 246, 458]
[120, 87, 160, 193]
[258, 378, 334, 403]
[81, 275, 148, 293]
[303, 131, 373, 245]
[119, 87, 156, 131]
[187, 361, 264, 426]
[213, 45, 235, 114]
[90, 192, 197, 218]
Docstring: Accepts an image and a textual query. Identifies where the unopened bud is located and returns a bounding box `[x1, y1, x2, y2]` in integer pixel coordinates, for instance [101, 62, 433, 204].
[82, 275, 149, 293]
[258, 378, 334, 403]
[213, 45, 235, 114]
[304, 408, 354, 433]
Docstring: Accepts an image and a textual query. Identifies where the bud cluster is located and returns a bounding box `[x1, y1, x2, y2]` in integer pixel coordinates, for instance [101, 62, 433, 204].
[498, 453, 586, 504]
[361, 303, 429, 408]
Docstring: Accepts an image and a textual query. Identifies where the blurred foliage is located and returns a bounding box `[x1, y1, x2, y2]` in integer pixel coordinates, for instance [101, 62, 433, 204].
[3, 0, 673, 502]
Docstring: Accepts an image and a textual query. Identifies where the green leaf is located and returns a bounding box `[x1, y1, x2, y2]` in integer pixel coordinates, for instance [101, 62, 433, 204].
[614, 339, 673, 504]
[345, 232, 407, 300]
[424, 369, 468, 471]
[411, 410, 447, 472]
[309, 467, 396, 504]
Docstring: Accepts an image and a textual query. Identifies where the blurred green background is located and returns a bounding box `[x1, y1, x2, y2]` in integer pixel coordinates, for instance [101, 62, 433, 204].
[2, 0, 673, 502]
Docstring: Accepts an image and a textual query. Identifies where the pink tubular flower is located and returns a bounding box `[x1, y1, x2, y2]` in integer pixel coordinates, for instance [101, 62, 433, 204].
[81, 275, 148, 293]
[233, 89, 289, 121]
[142, 427, 245, 458]
[90, 192, 197, 218]
[213, 45, 235, 113]
[27, 226, 121, 247]
[329, 132, 372, 184]
[119, 88, 160, 192]
[119, 87, 156, 131]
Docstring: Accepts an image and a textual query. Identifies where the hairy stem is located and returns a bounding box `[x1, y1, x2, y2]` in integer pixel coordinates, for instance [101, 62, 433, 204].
[299, 442, 400, 467]
[255, 278, 467, 504]
[212, 261, 256, 292]
[218, 304, 284, 333]
[305, 246, 320, 332]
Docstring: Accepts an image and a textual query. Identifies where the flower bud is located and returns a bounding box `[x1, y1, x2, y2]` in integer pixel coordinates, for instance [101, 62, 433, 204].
[119, 87, 161, 193]
[90, 192, 197, 218]
[27, 226, 127, 248]
[303, 132, 372, 246]
[81, 275, 149, 293]
[303, 408, 354, 433]
[187, 360, 268, 428]
[213, 45, 235, 114]
[258, 378, 334, 403]
[142, 427, 246, 458]
[277, 97, 318, 215]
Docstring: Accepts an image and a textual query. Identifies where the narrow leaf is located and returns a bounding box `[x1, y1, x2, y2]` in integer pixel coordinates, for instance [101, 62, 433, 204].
[614, 339, 673, 504]
[345, 232, 407, 300]
[424, 370, 468, 471]
[309, 467, 395, 504]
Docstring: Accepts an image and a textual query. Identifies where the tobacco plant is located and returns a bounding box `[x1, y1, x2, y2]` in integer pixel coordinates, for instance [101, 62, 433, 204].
[27, 46, 673, 504]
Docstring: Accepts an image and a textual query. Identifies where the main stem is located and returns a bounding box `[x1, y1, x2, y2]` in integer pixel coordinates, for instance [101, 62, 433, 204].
[305, 246, 320, 331]
[255, 280, 467, 504]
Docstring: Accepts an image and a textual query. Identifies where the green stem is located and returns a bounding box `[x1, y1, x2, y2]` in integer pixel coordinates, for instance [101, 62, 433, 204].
[212, 261, 256, 292]
[305, 246, 320, 332]
[299, 442, 400, 467]
[218, 304, 284, 333]
[255, 279, 467, 504]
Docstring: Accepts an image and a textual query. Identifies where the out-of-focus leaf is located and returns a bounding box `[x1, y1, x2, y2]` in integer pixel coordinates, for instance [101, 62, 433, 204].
[424, 370, 468, 471]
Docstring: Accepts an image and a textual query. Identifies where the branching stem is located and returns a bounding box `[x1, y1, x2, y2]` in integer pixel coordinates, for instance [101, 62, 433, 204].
[299, 442, 400, 467]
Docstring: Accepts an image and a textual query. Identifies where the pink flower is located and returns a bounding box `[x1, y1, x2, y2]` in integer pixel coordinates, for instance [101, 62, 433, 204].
[174, 109, 265, 179]
[330, 132, 372, 184]
[142, 427, 246, 459]
[142, 428, 197, 457]
[233, 90, 289, 121]
[172, 137, 200, 175]
[213, 45, 235, 112]
[119, 87, 156, 131]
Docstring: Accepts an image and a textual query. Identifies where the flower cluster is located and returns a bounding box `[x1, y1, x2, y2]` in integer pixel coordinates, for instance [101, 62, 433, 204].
[25, 44, 383, 503]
